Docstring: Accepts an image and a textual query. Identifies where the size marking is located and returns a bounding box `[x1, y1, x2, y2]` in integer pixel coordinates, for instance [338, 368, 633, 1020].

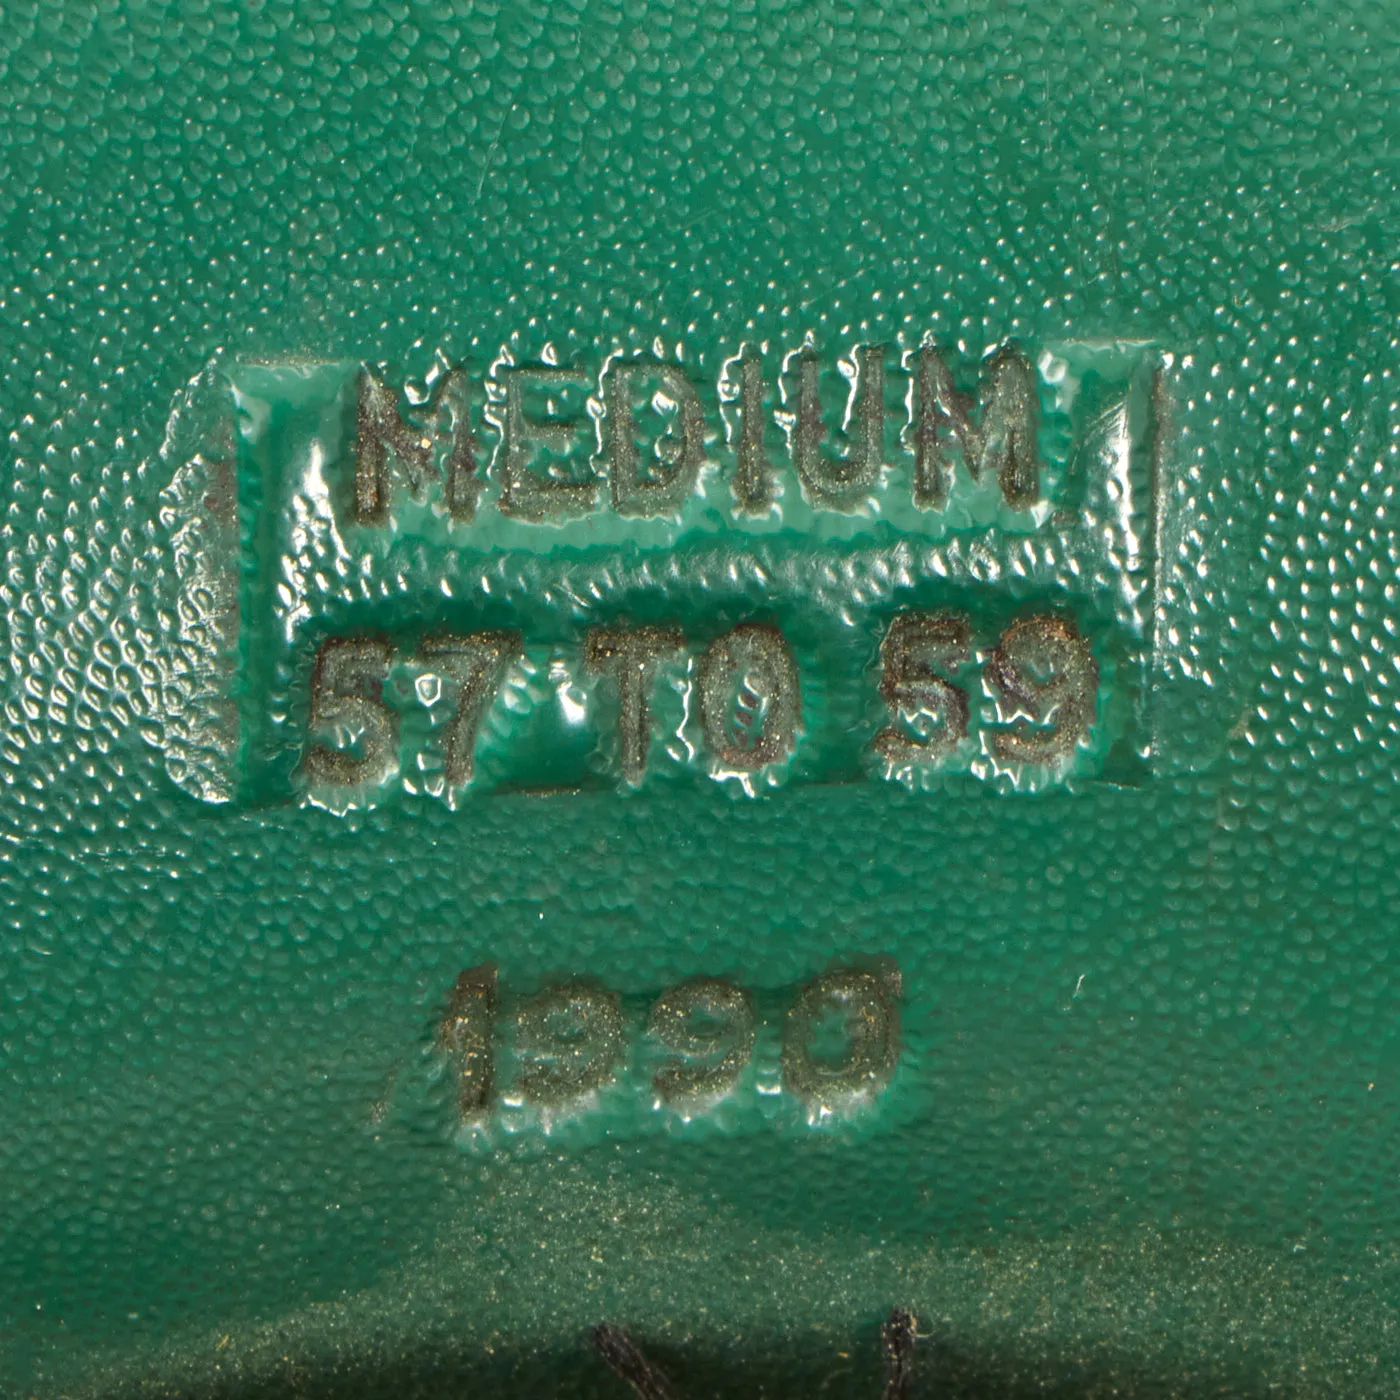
[425, 964, 903, 1151]
[147, 335, 1168, 805]
[352, 342, 1050, 528]
[300, 610, 1102, 803]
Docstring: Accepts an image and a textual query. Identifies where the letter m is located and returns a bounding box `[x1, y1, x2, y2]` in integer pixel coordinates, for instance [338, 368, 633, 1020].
[913, 343, 1041, 511]
[354, 366, 481, 524]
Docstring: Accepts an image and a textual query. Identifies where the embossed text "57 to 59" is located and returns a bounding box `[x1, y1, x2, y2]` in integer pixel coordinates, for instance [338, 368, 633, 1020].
[305, 611, 1097, 799]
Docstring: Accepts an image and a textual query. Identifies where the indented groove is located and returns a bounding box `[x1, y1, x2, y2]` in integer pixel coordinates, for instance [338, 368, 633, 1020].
[593, 1309, 919, 1399]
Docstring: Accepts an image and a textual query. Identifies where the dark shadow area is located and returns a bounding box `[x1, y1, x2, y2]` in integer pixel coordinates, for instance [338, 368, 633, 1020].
[88, 1310, 1285, 1400]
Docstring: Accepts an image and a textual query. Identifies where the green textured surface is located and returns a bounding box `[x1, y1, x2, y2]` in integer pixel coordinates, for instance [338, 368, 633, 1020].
[4, 0, 1400, 1395]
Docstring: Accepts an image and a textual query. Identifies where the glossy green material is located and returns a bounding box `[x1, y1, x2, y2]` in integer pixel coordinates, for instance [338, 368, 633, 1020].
[4, 1, 1400, 1395]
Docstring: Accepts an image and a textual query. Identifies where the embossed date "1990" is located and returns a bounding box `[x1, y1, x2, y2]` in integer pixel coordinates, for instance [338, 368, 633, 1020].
[437, 964, 902, 1131]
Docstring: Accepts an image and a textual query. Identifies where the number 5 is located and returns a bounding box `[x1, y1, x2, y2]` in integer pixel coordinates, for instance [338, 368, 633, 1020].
[873, 611, 972, 765]
[303, 637, 398, 787]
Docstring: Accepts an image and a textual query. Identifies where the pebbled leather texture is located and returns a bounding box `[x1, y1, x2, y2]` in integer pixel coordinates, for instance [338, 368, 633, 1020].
[3, 0, 1400, 1394]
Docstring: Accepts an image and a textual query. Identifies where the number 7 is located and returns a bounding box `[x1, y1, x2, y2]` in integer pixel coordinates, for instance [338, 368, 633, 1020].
[419, 631, 521, 789]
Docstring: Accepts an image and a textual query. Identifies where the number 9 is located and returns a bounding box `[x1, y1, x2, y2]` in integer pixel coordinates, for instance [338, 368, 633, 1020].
[647, 978, 755, 1106]
[514, 981, 625, 1104]
[986, 614, 1098, 763]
